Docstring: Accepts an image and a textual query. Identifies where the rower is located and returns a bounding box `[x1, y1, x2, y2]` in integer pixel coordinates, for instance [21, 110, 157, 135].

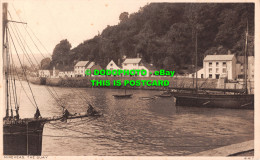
[63, 108, 70, 119]
[87, 104, 98, 116]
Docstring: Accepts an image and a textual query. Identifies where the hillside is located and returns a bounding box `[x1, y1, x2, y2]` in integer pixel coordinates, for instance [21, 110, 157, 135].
[49, 3, 254, 72]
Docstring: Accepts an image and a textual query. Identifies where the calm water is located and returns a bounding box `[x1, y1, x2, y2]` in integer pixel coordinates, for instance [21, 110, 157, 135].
[16, 82, 254, 156]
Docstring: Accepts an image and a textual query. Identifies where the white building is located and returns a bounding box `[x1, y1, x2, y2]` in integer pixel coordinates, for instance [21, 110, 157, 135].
[74, 61, 89, 77]
[203, 54, 236, 80]
[189, 68, 204, 78]
[38, 70, 51, 77]
[121, 58, 156, 77]
[106, 60, 121, 70]
[64, 71, 75, 78]
[74, 61, 102, 77]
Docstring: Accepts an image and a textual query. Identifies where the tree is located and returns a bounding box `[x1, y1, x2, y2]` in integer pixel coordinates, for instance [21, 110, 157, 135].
[40, 57, 51, 69]
[119, 12, 129, 22]
[52, 39, 71, 68]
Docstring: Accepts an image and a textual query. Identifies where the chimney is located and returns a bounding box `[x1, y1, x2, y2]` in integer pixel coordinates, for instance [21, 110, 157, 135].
[137, 53, 140, 58]
[228, 50, 231, 55]
[118, 58, 121, 66]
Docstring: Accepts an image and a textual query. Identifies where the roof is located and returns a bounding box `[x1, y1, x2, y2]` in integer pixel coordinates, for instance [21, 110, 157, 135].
[204, 55, 235, 61]
[142, 62, 157, 71]
[75, 61, 89, 67]
[86, 62, 95, 69]
[122, 58, 142, 64]
[106, 60, 121, 68]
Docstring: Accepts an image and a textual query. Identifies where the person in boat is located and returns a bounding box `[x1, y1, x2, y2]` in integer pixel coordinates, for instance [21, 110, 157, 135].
[34, 108, 41, 119]
[63, 108, 70, 119]
[87, 104, 98, 116]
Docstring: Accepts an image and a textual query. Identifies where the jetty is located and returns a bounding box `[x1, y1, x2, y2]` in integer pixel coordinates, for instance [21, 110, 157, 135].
[190, 140, 253, 156]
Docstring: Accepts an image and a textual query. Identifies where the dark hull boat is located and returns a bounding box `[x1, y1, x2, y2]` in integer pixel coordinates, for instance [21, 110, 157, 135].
[2, 3, 102, 155]
[113, 94, 133, 98]
[3, 119, 45, 155]
[174, 94, 254, 109]
[173, 16, 254, 110]
[155, 93, 172, 98]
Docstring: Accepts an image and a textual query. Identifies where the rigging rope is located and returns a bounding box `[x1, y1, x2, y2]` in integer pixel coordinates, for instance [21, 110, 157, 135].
[9, 42, 18, 110]
[8, 23, 35, 67]
[10, 5, 93, 111]
[7, 27, 38, 109]
[9, 56, 37, 108]
[7, 13, 64, 109]
[8, 16, 40, 65]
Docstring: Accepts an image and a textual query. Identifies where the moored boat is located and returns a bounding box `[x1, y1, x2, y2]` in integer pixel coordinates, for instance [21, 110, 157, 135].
[173, 16, 254, 109]
[174, 93, 254, 109]
[113, 94, 133, 98]
[2, 3, 101, 155]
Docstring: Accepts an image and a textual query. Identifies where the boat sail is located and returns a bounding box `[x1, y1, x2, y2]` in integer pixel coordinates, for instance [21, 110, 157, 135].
[2, 3, 100, 155]
[173, 17, 254, 109]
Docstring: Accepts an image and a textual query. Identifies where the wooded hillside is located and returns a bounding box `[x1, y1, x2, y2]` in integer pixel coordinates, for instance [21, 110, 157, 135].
[49, 3, 254, 72]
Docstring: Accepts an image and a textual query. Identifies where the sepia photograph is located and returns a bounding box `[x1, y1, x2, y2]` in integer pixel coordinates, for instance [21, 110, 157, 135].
[1, 0, 258, 159]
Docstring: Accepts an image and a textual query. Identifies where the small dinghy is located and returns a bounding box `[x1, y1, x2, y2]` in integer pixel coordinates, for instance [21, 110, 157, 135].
[139, 96, 155, 100]
[113, 94, 133, 98]
[113, 89, 133, 98]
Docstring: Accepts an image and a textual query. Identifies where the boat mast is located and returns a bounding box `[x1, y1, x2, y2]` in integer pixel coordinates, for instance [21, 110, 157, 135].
[3, 3, 9, 118]
[195, 30, 198, 93]
[244, 20, 248, 94]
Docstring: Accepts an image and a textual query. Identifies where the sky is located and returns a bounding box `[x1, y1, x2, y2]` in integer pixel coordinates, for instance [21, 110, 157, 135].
[5, 0, 152, 57]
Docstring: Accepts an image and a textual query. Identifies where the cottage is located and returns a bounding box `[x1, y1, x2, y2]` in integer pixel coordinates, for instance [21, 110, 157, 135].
[203, 54, 236, 80]
[106, 60, 121, 70]
[86, 62, 103, 76]
[38, 70, 51, 78]
[74, 61, 102, 77]
[74, 61, 90, 77]
[121, 58, 157, 77]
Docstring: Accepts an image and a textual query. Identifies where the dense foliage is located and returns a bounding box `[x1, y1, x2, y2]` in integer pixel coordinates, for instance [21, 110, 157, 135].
[49, 3, 254, 72]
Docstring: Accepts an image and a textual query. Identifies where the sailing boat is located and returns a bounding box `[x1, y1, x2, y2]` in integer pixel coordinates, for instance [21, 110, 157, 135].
[112, 88, 132, 98]
[173, 23, 254, 109]
[2, 3, 100, 155]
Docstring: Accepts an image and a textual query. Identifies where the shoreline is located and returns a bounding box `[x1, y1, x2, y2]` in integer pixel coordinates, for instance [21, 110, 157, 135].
[28, 76, 219, 91]
[190, 140, 254, 156]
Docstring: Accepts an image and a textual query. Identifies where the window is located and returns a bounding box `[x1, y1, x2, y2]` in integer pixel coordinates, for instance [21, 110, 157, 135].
[216, 62, 219, 67]
[223, 62, 227, 67]
[124, 64, 127, 66]
[216, 68, 219, 73]
[209, 74, 212, 78]
[209, 62, 212, 67]
[223, 68, 227, 73]
[133, 64, 137, 66]
[209, 68, 212, 73]
[110, 63, 113, 66]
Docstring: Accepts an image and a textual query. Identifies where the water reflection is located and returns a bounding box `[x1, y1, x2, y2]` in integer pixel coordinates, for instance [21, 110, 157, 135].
[15, 82, 253, 156]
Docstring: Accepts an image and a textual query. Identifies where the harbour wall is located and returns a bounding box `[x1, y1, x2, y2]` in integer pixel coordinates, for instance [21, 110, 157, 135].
[29, 76, 219, 90]
[28, 76, 254, 93]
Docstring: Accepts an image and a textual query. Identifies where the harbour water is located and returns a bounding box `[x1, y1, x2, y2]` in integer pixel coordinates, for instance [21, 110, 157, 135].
[16, 82, 254, 156]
